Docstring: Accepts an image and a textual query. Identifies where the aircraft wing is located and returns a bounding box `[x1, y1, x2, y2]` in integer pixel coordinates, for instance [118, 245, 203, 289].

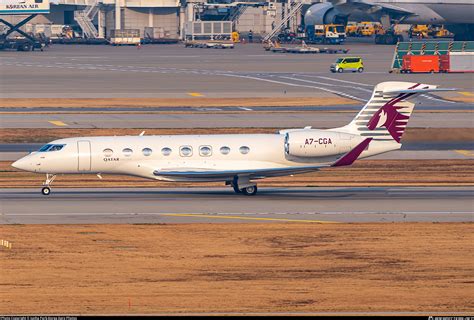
[328, 0, 415, 17]
[153, 138, 373, 180]
[153, 164, 328, 180]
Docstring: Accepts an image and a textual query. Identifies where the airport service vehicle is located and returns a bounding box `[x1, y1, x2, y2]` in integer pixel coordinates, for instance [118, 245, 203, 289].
[109, 29, 141, 46]
[0, 0, 49, 51]
[439, 52, 474, 73]
[331, 57, 364, 73]
[306, 24, 346, 44]
[12, 82, 452, 196]
[401, 55, 439, 73]
[304, 0, 474, 41]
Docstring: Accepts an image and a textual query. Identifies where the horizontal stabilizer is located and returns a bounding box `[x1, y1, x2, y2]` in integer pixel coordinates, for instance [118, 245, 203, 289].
[383, 87, 456, 96]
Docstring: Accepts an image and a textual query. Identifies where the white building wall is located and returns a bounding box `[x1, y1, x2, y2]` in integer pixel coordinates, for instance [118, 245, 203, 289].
[103, 7, 178, 38]
[235, 3, 283, 35]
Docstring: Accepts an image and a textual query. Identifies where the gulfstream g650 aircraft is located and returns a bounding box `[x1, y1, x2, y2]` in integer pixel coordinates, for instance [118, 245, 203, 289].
[12, 81, 451, 196]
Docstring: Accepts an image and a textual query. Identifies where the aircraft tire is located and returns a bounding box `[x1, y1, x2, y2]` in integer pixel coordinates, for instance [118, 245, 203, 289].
[41, 187, 51, 195]
[241, 185, 257, 196]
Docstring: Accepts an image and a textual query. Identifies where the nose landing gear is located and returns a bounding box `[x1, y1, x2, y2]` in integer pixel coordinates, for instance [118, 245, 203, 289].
[41, 186, 51, 195]
[41, 173, 56, 195]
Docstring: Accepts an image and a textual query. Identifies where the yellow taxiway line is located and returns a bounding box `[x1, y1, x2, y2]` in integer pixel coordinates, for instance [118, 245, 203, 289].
[162, 213, 338, 224]
[187, 92, 205, 97]
[459, 91, 474, 97]
[48, 120, 68, 126]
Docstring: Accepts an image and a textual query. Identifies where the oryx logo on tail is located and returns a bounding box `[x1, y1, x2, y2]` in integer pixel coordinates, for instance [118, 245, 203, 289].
[366, 84, 421, 143]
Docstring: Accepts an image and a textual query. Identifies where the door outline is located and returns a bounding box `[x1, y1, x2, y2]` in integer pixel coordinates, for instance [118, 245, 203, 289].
[77, 140, 91, 171]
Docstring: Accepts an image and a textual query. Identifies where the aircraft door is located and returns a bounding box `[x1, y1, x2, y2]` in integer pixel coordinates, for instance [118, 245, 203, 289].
[77, 140, 91, 171]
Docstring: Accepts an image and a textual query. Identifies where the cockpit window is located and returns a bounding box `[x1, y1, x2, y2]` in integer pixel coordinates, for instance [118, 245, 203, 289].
[49, 144, 65, 151]
[39, 144, 65, 152]
[39, 144, 53, 152]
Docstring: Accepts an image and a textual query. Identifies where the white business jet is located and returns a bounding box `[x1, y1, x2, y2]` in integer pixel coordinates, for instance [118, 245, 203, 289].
[12, 81, 451, 196]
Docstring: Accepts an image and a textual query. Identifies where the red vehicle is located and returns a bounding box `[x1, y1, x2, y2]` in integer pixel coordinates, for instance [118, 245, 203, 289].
[401, 55, 439, 73]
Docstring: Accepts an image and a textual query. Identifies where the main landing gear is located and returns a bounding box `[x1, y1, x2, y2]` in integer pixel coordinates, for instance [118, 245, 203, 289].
[229, 177, 258, 196]
[41, 173, 56, 195]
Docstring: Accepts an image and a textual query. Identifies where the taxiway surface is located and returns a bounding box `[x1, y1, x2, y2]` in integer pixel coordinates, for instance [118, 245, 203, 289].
[1, 44, 473, 99]
[1, 112, 472, 128]
[1, 187, 472, 224]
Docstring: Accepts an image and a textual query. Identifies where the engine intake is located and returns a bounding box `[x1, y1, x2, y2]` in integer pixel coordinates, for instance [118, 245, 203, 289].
[304, 3, 348, 26]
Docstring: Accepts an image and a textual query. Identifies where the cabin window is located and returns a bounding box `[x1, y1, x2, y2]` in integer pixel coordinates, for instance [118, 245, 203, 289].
[103, 148, 113, 157]
[239, 146, 250, 155]
[199, 145, 212, 157]
[122, 148, 133, 157]
[180, 146, 193, 157]
[220, 146, 230, 155]
[142, 148, 152, 156]
[161, 147, 172, 156]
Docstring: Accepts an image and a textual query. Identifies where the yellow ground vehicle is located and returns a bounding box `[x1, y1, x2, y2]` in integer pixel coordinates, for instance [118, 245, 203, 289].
[428, 25, 453, 38]
[410, 24, 429, 38]
[309, 24, 346, 44]
[357, 22, 376, 37]
[330, 57, 364, 73]
[231, 31, 240, 43]
[346, 22, 358, 36]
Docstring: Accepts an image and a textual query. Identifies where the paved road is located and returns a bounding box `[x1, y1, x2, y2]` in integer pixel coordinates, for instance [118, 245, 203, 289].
[1, 112, 472, 128]
[0, 44, 472, 100]
[1, 187, 472, 224]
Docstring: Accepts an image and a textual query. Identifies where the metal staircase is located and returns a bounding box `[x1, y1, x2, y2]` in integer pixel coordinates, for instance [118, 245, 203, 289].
[263, 0, 303, 41]
[74, 0, 100, 38]
[226, 5, 248, 27]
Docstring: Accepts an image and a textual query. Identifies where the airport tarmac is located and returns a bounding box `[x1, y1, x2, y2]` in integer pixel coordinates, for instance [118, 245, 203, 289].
[0, 43, 473, 99]
[1, 187, 472, 224]
[1, 111, 472, 128]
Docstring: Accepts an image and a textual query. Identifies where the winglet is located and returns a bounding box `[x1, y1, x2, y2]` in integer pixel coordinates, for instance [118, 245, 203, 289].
[332, 138, 372, 167]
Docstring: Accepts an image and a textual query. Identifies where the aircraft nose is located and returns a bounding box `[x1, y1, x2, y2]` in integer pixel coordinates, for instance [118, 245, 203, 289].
[12, 157, 31, 171]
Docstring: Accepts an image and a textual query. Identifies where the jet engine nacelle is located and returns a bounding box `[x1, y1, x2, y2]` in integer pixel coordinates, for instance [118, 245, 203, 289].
[304, 3, 347, 26]
[284, 130, 362, 158]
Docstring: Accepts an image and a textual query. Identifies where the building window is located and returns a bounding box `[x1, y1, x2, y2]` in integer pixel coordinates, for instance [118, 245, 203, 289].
[220, 146, 230, 155]
[180, 146, 193, 157]
[199, 145, 212, 157]
[239, 146, 250, 154]
[122, 148, 133, 157]
[161, 147, 172, 156]
[142, 148, 152, 156]
[103, 148, 113, 157]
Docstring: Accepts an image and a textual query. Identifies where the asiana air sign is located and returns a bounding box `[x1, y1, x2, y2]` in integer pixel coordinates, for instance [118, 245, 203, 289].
[0, 0, 50, 15]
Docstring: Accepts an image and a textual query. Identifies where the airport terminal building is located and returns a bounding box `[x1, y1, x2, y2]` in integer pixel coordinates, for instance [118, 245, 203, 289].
[1, 0, 304, 40]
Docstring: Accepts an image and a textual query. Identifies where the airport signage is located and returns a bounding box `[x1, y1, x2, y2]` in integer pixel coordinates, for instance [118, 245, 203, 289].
[0, 0, 50, 15]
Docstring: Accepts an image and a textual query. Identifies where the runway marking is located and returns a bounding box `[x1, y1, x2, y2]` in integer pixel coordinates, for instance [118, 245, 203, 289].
[302, 75, 373, 87]
[161, 213, 338, 223]
[187, 92, 204, 97]
[48, 120, 67, 127]
[459, 91, 474, 97]
[455, 149, 474, 157]
[283, 75, 372, 93]
[238, 107, 253, 111]
[222, 74, 365, 102]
